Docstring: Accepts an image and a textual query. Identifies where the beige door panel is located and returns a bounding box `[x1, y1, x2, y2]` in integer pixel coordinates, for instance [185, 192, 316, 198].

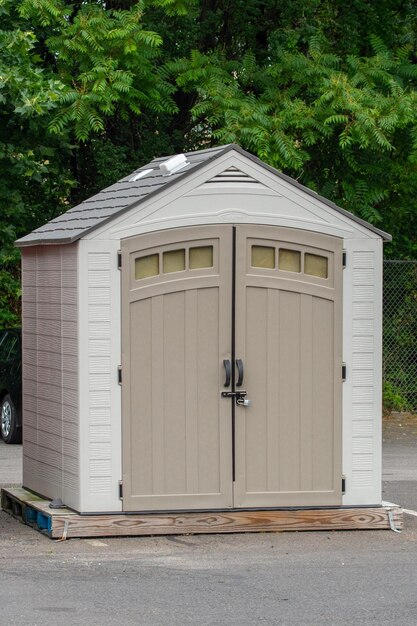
[122, 226, 233, 511]
[234, 225, 343, 508]
[122, 224, 343, 512]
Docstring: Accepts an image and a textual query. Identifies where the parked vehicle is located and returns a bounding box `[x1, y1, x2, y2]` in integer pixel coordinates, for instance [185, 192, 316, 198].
[0, 328, 22, 444]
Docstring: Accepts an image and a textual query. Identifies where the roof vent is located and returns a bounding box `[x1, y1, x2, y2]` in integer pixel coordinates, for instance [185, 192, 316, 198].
[159, 153, 189, 176]
[130, 169, 153, 182]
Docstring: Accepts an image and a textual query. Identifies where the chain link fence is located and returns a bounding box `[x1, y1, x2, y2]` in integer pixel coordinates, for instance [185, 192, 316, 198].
[383, 260, 417, 413]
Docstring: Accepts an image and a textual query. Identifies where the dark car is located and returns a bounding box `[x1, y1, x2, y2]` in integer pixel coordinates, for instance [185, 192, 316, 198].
[0, 328, 22, 444]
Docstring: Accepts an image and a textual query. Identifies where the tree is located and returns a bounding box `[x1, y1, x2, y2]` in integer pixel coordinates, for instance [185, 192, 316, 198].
[167, 35, 417, 256]
[0, 0, 73, 325]
[0, 0, 187, 325]
[2, 0, 417, 325]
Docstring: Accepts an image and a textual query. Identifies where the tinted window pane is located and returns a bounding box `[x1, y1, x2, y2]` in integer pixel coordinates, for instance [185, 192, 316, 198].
[251, 246, 275, 269]
[189, 246, 213, 269]
[163, 249, 186, 273]
[135, 254, 159, 279]
[305, 253, 328, 278]
[279, 249, 301, 273]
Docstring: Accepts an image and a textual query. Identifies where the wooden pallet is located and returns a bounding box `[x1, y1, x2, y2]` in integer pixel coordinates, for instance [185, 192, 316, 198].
[1, 487, 403, 540]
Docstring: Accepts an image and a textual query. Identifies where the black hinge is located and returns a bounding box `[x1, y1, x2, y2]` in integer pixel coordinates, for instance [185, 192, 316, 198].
[342, 476, 346, 494]
[119, 481, 123, 499]
[342, 363, 347, 381]
[117, 251, 122, 270]
[342, 250, 347, 268]
[118, 365, 122, 385]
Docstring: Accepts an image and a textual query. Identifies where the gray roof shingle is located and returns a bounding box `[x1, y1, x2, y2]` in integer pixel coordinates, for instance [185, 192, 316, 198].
[15, 144, 391, 246]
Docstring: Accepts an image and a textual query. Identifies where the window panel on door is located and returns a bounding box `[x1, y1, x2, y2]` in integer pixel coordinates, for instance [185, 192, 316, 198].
[279, 249, 301, 273]
[305, 253, 328, 278]
[163, 249, 186, 273]
[189, 246, 214, 269]
[135, 254, 159, 279]
[251, 245, 276, 269]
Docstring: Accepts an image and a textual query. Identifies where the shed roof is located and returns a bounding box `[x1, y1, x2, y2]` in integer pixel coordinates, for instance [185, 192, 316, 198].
[16, 144, 391, 247]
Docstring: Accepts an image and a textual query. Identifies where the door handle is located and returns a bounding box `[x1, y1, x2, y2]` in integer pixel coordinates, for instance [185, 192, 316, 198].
[223, 359, 231, 387]
[236, 359, 244, 387]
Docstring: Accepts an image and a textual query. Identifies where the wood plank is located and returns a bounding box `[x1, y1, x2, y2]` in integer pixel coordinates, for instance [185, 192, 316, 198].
[1, 488, 403, 540]
[48, 507, 403, 539]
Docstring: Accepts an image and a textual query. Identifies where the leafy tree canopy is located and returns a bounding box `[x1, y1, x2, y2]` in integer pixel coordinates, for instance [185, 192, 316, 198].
[1, 0, 417, 324]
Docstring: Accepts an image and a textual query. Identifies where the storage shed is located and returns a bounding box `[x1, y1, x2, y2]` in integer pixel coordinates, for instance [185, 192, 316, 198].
[16, 144, 390, 517]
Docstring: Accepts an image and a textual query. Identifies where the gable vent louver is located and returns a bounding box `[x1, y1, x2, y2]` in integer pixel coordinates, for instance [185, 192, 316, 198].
[206, 167, 260, 184]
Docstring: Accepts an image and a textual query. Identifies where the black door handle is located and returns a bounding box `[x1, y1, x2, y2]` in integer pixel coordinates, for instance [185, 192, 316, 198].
[236, 359, 244, 387]
[223, 359, 231, 387]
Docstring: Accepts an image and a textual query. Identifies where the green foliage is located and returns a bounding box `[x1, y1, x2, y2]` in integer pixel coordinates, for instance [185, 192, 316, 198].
[0, 0, 75, 292]
[169, 36, 417, 250]
[2, 0, 417, 326]
[383, 261, 417, 411]
[382, 382, 410, 415]
[19, 0, 177, 141]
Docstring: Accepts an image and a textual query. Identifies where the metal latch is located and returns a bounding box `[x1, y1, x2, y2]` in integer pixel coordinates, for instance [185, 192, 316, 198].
[221, 390, 251, 406]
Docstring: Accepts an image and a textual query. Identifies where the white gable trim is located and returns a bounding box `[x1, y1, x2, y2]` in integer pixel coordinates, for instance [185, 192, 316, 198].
[86, 150, 381, 242]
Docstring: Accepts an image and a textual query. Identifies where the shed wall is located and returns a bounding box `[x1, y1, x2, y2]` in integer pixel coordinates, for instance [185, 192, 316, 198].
[77, 229, 382, 513]
[342, 238, 382, 505]
[78, 239, 122, 512]
[21, 245, 80, 509]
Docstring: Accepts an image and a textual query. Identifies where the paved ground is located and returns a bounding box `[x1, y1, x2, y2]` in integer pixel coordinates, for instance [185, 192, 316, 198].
[0, 437, 22, 486]
[382, 414, 417, 514]
[0, 418, 416, 626]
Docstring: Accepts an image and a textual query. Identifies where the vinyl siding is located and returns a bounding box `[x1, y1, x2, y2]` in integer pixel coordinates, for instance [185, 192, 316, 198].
[21, 244, 79, 508]
[342, 239, 382, 505]
[77, 239, 122, 512]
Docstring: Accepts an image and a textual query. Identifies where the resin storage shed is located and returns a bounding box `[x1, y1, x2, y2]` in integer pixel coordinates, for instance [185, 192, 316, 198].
[16, 144, 391, 516]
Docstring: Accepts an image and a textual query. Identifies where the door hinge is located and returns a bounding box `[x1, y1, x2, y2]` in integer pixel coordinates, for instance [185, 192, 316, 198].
[118, 365, 122, 385]
[119, 481, 123, 499]
[342, 250, 347, 268]
[342, 476, 346, 494]
[342, 363, 347, 381]
[117, 251, 122, 270]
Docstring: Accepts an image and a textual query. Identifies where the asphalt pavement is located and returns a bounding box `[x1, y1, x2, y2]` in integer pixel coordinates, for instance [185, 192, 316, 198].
[0, 417, 416, 626]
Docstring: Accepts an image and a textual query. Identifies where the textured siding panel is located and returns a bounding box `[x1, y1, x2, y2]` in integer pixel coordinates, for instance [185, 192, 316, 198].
[351, 250, 376, 491]
[352, 353, 374, 369]
[353, 285, 374, 300]
[21, 245, 79, 508]
[352, 420, 373, 437]
[89, 424, 112, 440]
[353, 301, 374, 317]
[88, 339, 111, 355]
[353, 252, 376, 269]
[87, 252, 114, 499]
[351, 471, 373, 487]
[352, 371, 374, 386]
[88, 254, 111, 270]
[352, 455, 373, 471]
[89, 475, 113, 493]
[352, 439, 373, 454]
[352, 336, 373, 352]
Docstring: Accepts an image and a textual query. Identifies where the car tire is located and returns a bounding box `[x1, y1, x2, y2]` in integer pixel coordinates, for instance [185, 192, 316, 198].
[1, 394, 21, 444]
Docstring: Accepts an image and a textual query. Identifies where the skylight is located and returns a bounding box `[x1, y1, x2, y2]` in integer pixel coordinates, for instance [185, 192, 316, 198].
[130, 169, 153, 182]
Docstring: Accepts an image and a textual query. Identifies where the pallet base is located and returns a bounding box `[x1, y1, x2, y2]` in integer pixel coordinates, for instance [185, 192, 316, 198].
[1, 487, 403, 539]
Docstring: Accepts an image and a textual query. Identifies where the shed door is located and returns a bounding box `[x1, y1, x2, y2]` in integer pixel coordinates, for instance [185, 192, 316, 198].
[122, 225, 342, 512]
[233, 225, 343, 507]
[121, 226, 233, 511]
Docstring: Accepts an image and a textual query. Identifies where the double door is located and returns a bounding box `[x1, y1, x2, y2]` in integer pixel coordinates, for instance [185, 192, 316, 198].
[121, 225, 342, 512]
